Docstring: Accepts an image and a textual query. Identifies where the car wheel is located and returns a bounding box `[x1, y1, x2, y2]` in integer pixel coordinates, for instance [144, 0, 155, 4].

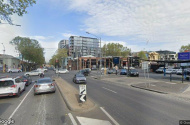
[17, 88, 21, 97]
[26, 74, 29, 76]
[9, 71, 12, 73]
[52, 91, 56, 93]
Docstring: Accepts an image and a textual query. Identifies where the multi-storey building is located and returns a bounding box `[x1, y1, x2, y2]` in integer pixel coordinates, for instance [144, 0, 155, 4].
[58, 40, 69, 49]
[156, 50, 177, 60]
[69, 36, 100, 58]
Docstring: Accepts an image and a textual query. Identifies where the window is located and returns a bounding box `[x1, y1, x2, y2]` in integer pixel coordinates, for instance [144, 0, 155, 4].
[15, 78, 21, 83]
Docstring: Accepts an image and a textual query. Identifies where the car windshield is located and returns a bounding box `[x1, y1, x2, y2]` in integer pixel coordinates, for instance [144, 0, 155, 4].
[37, 79, 52, 84]
[76, 74, 85, 77]
[121, 69, 126, 72]
[0, 80, 14, 87]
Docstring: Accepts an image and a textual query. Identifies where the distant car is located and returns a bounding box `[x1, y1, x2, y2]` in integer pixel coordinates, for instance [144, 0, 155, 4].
[165, 69, 176, 74]
[79, 69, 89, 76]
[73, 73, 86, 84]
[37, 68, 45, 72]
[55, 69, 69, 74]
[155, 67, 168, 73]
[24, 70, 43, 76]
[108, 69, 117, 74]
[34, 77, 56, 95]
[0, 76, 26, 97]
[176, 69, 183, 75]
[43, 68, 48, 72]
[128, 69, 139, 77]
[8, 68, 22, 73]
[120, 69, 127, 75]
[85, 68, 91, 72]
[20, 75, 32, 86]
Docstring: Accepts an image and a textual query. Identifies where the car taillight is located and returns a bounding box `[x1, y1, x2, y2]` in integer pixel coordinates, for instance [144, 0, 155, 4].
[11, 85, 17, 88]
[49, 83, 55, 86]
[35, 85, 40, 87]
[23, 80, 28, 82]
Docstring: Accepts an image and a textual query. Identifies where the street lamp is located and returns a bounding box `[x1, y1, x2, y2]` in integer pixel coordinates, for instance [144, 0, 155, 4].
[86, 32, 102, 76]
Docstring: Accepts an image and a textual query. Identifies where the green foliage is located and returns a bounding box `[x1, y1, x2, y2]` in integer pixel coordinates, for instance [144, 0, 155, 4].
[10, 36, 45, 65]
[138, 51, 148, 60]
[102, 43, 131, 57]
[49, 49, 68, 66]
[179, 44, 190, 52]
[0, 0, 36, 24]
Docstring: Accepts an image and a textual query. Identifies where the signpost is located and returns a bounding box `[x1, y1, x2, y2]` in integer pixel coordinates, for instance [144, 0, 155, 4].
[79, 84, 87, 102]
[178, 52, 190, 60]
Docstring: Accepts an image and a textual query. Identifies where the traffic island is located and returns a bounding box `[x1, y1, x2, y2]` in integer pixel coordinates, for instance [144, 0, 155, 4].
[131, 82, 190, 94]
[54, 77, 96, 112]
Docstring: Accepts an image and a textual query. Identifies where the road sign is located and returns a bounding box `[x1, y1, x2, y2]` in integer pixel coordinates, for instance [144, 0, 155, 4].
[79, 95, 86, 102]
[113, 57, 120, 64]
[178, 52, 190, 60]
[79, 85, 87, 95]
[142, 61, 149, 70]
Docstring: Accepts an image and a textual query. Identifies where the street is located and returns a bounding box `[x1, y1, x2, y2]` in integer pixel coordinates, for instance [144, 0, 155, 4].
[0, 70, 190, 125]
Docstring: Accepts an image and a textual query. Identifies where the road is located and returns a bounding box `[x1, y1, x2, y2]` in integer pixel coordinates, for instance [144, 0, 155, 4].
[1, 70, 190, 125]
[60, 70, 190, 125]
[0, 72, 72, 125]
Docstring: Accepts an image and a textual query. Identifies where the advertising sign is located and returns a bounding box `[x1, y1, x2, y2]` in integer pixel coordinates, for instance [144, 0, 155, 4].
[178, 52, 190, 60]
[113, 57, 120, 64]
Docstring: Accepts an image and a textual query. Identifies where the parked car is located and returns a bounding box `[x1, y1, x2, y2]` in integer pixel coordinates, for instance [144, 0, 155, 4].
[34, 77, 56, 95]
[0, 76, 26, 97]
[155, 67, 168, 73]
[101, 67, 108, 71]
[55, 69, 69, 74]
[8, 68, 22, 73]
[24, 70, 43, 76]
[79, 69, 89, 76]
[128, 69, 139, 77]
[43, 68, 48, 72]
[108, 69, 117, 74]
[85, 68, 91, 72]
[120, 69, 127, 75]
[20, 75, 32, 86]
[73, 73, 86, 84]
[176, 69, 183, 75]
[165, 69, 176, 74]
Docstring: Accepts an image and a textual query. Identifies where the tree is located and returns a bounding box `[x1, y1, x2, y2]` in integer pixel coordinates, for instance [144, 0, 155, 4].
[49, 49, 68, 66]
[179, 44, 190, 52]
[138, 51, 148, 60]
[0, 0, 36, 24]
[102, 43, 131, 57]
[10, 36, 45, 65]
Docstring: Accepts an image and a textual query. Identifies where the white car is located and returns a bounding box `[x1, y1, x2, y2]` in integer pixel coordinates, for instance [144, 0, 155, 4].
[55, 69, 69, 74]
[25, 70, 43, 76]
[43, 68, 48, 72]
[165, 69, 176, 74]
[8, 68, 22, 73]
[0, 76, 26, 97]
[101, 67, 108, 71]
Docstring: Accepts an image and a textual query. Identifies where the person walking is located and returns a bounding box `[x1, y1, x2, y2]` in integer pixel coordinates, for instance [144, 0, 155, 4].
[115, 65, 118, 75]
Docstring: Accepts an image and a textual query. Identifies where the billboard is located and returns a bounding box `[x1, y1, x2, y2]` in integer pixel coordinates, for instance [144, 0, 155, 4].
[113, 57, 120, 64]
[178, 52, 190, 60]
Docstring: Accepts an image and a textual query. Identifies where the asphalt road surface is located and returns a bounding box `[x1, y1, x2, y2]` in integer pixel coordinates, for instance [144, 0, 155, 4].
[60, 70, 190, 125]
[0, 72, 72, 125]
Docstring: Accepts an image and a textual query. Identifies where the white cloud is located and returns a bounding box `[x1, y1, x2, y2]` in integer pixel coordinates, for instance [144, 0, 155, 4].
[66, 0, 190, 46]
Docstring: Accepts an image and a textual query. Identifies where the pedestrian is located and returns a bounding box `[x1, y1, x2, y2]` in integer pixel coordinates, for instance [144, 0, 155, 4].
[115, 65, 118, 75]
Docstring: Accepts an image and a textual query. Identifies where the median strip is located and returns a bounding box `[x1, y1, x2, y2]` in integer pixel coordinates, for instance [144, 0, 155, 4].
[54, 77, 96, 112]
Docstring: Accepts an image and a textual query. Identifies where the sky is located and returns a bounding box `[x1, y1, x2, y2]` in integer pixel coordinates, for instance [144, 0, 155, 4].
[0, 0, 190, 62]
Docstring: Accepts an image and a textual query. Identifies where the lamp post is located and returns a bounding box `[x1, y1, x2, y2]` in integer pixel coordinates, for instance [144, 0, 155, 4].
[86, 32, 102, 77]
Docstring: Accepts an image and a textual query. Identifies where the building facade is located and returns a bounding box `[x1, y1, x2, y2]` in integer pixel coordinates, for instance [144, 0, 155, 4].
[148, 52, 159, 60]
[156, 50, 177, 60]
[58, 40, 69, 49]
[69, 36, 100, 58]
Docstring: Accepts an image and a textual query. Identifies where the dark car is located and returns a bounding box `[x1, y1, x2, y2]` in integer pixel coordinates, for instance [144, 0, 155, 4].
[120, 69, 127, 75]
[84, 68, 91, 74]
[21, 75, 32, 86]
[79, 69, 89, 76]
[128, 69, 139, 77]
[73, 73, 86, 84]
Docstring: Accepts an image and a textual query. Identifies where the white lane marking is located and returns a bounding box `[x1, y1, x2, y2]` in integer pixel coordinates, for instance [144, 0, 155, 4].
[68, 113, 77, 125]
[100, 107, 120, 125]
[76, 116, 111, 125]
[8, 85, 34, 119]
[102, 87, 117, 94]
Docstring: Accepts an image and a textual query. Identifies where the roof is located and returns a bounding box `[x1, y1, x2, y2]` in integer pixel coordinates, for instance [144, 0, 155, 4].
[156, 50, 176, 54]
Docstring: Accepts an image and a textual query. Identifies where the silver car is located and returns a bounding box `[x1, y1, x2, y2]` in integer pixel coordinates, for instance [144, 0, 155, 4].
[34, 77, 56, 95]
[73, 73, 86, 84]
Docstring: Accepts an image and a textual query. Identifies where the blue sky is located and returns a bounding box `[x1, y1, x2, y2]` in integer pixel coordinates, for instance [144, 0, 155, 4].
[1, 0, 190, 62]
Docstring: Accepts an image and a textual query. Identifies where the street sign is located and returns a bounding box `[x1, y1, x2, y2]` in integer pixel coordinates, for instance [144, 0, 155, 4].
[178, 52, 190, 60]
[113, 57, 120, 64]
[79, 85, 87, 95]
[142, 61, 149, 70]
[79, 95, 86, 102]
